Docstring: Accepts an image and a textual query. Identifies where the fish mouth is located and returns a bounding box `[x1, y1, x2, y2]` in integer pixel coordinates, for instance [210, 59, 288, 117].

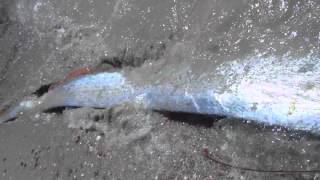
[0, 97, 38, 123]
[0, 107, 4, 115]
[0, 107, 15, 123]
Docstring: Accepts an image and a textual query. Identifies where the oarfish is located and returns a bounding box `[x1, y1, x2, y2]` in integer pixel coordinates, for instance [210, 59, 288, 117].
[1, 55, 320, 133]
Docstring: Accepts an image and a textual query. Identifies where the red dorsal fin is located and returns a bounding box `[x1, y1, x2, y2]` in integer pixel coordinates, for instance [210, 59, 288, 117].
[65, 66, 92, 80]
[48, 66, 93, 90]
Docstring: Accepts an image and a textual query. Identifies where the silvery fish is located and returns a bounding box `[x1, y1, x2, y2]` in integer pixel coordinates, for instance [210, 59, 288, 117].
[0, 55, 319, 133]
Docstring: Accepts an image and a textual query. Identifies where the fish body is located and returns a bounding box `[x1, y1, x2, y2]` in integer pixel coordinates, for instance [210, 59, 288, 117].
[1, 56, 320, 133]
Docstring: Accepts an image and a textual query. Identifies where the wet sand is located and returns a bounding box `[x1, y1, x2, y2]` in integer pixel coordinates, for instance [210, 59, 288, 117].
[0, 0, 320, 179]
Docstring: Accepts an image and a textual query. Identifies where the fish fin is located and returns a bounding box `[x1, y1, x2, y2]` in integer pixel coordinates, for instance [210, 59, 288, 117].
[65, 66, 92, 80]
[47, 67, 93, 90]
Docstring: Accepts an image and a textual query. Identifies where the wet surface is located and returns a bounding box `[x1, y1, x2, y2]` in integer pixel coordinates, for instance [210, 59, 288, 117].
[0, 0, 320, 179]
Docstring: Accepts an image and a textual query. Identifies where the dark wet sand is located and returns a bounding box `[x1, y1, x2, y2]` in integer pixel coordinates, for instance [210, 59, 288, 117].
[0, 0, 320, 179]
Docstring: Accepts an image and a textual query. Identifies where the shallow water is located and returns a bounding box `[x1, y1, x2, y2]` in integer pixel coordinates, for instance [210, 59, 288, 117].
[0, 0, 320, 179]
